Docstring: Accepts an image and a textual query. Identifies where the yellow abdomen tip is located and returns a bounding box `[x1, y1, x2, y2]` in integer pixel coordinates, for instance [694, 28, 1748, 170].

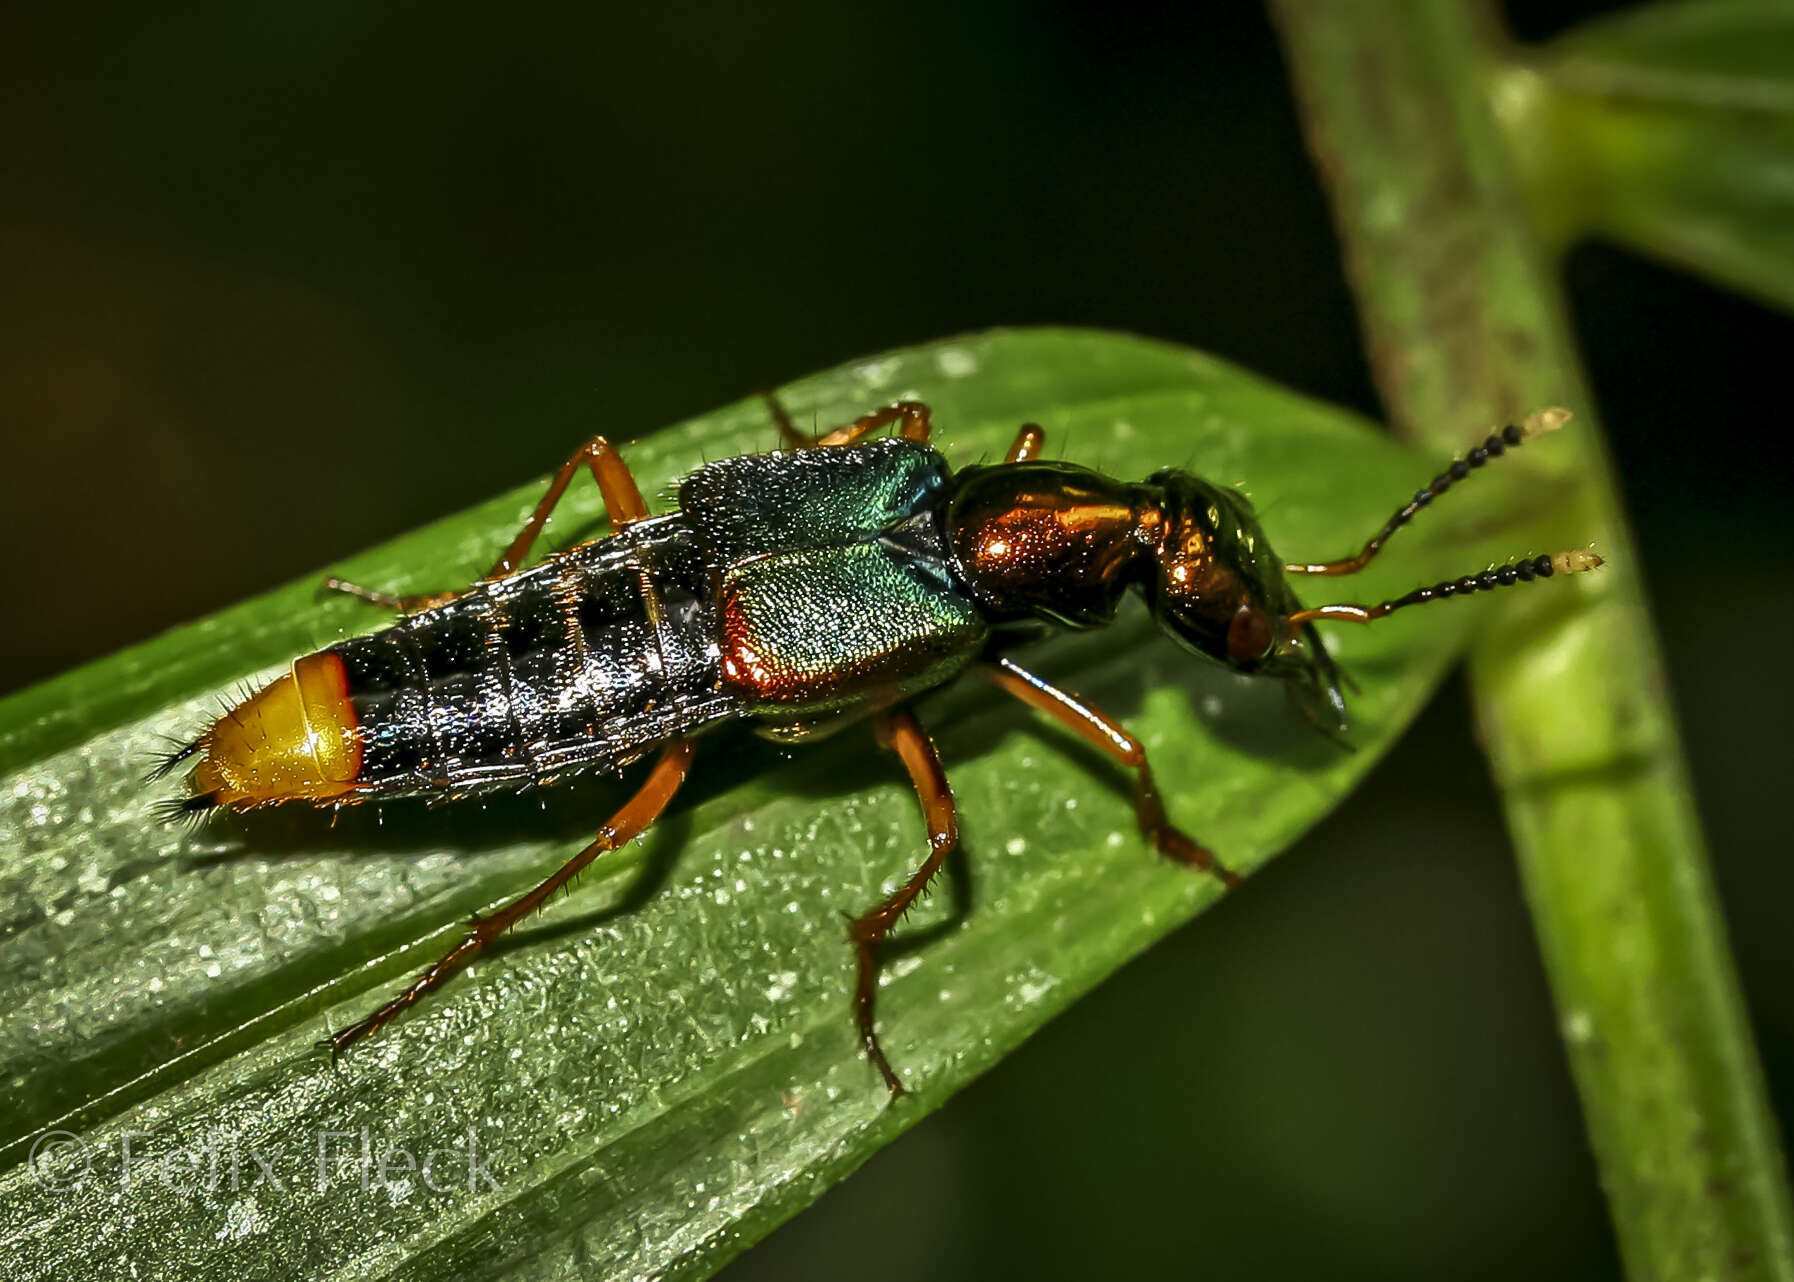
[191, 653, 363, 807]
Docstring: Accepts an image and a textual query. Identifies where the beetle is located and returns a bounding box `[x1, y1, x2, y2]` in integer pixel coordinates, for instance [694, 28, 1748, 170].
[156, 398, 1600, 1093]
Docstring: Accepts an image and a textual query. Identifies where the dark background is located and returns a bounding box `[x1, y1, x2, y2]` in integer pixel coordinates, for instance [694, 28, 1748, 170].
[3, 2, 1788, 1277]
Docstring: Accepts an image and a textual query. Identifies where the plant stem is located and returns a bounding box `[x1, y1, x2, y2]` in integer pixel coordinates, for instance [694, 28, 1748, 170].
[1272, 3, 1793, 1279]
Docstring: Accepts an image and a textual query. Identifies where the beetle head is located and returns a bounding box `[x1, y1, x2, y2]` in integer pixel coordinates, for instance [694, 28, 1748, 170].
[1143, 470, 1349, 731]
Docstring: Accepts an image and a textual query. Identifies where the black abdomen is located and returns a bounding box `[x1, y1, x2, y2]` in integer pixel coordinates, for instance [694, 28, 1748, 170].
[330, 515, 732, 797]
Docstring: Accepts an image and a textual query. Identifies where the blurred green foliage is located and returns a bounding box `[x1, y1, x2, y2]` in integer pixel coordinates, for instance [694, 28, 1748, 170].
[1499, 0, 1794, 312]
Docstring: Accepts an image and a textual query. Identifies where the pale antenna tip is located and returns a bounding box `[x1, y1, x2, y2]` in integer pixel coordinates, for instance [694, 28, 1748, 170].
[1551, 548, 1603, 574]
[1523, 406, 1573, 438]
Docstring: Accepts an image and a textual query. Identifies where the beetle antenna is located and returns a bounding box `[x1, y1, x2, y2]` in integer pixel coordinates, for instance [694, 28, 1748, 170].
[1287, 407, 1571, 576]
[1288, 549, 1603, 626]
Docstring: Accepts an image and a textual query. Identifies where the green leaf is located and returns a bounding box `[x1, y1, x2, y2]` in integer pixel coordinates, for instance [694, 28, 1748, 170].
[3, 328, 1518, 1279]
[1495, 0, 1794, 313]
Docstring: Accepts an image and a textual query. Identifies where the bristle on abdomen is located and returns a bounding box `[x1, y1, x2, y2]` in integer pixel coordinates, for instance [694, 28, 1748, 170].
[177, 654, 366, 809]
[144, 738, 200, 784]
[151, 794, 217, 826]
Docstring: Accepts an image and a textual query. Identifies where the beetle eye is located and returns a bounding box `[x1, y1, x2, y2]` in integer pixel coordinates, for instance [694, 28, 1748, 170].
[1226, 604, 1274, 664]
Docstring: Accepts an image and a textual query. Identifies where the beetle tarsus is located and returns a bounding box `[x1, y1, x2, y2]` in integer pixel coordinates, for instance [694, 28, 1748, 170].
[323, 741, 694, 1058]
[849, 707, 958, 1096]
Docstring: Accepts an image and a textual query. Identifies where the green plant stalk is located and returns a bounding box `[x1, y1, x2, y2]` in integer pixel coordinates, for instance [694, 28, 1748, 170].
[1272, 3, 1793, 1279]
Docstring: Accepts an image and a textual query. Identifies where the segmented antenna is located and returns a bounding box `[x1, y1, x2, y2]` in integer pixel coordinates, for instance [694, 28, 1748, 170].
[1287, 407, 1572, 576]
[1288, 549, 1603, 626]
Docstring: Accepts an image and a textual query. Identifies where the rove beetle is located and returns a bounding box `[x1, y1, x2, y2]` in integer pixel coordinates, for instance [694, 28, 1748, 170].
[155, 399, 1601, 1094]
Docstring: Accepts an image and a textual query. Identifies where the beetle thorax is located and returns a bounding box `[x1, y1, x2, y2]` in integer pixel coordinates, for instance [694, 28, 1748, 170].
[943, 462, 1166, 628]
